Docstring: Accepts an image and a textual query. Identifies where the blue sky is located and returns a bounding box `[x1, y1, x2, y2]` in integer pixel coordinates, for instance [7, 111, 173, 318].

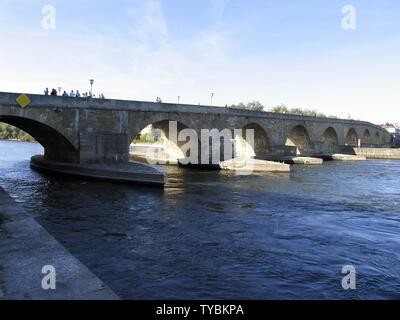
[0, 0, 399, 123]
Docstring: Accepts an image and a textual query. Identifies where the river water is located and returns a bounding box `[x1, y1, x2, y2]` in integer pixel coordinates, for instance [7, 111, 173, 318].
[1, 140, 400, 299]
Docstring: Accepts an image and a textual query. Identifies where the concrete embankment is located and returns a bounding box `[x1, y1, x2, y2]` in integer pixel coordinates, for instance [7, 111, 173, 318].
[130, 144, 179, 165]
[31, 155, 165, 187]
[260, 156, 323, 165]
[331, 154, 366, 161]
[281, 156, 323, 165]
[220, 158, 290, 172]
[353, 148, 400, 160]
[0, 187, 119, 300]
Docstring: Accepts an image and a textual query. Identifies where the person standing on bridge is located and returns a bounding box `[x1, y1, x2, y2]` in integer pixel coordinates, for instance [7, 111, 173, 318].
[62, 91, 68, 97]
[76, 90, 81, 98]
[69, 90, 76, 97]
[50, 88, 57, 96]
[44, 88, 49, 96]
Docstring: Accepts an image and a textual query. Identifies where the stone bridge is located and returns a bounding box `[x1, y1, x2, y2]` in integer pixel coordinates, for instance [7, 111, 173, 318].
[0, 92, 391, 165]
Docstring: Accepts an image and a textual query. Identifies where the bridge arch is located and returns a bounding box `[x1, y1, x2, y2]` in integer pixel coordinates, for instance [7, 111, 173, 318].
[362, 129, 372, 145]
[0, 115, 79, 163]
[321, 127, 339, 153]
[375, 132, 382, 145]
[130, 119, 202, 165]
[322, 127, 339, 146]
[285, 125, 313, 155]
[237, 123, 270, 158]
[345, 128, 359, 147]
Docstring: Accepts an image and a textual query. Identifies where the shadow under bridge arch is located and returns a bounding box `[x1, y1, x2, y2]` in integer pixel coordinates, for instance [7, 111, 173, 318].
[0, 115, 79, 163]
[285, 125, 314, 155]
[234, 123, 270, 159]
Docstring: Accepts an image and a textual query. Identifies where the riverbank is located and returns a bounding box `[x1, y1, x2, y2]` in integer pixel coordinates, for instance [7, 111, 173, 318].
[0, 138, 37, 143]
[354, 147, 400, 160]
[0, 186, 119, 300]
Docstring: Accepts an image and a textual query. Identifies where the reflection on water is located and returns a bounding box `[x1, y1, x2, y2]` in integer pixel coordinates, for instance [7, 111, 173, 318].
[1, 140, 400, 299]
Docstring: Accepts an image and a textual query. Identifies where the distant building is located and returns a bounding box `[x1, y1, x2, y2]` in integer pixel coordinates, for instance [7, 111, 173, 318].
[382, 123, 400, 147]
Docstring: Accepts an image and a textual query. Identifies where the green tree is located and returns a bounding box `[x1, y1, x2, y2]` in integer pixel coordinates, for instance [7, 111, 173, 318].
[0, 123, 36, 142]
[270, 104, 337, 119]
[230, 101, 265, 112]
[270, 104, 290, 114]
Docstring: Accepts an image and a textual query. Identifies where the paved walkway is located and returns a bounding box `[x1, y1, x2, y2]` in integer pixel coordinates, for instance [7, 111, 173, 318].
[0, 187, 119, 300]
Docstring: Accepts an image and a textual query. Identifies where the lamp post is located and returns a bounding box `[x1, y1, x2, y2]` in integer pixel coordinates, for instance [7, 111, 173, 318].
[178, 96, 180, 103]
[57, 87, 62, 96]
[211, 93, 214, 106]
[90, 79, 94, 97]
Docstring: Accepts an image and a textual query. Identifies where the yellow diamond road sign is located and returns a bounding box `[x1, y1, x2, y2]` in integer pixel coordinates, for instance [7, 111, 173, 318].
[16, 94, 31, 108]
